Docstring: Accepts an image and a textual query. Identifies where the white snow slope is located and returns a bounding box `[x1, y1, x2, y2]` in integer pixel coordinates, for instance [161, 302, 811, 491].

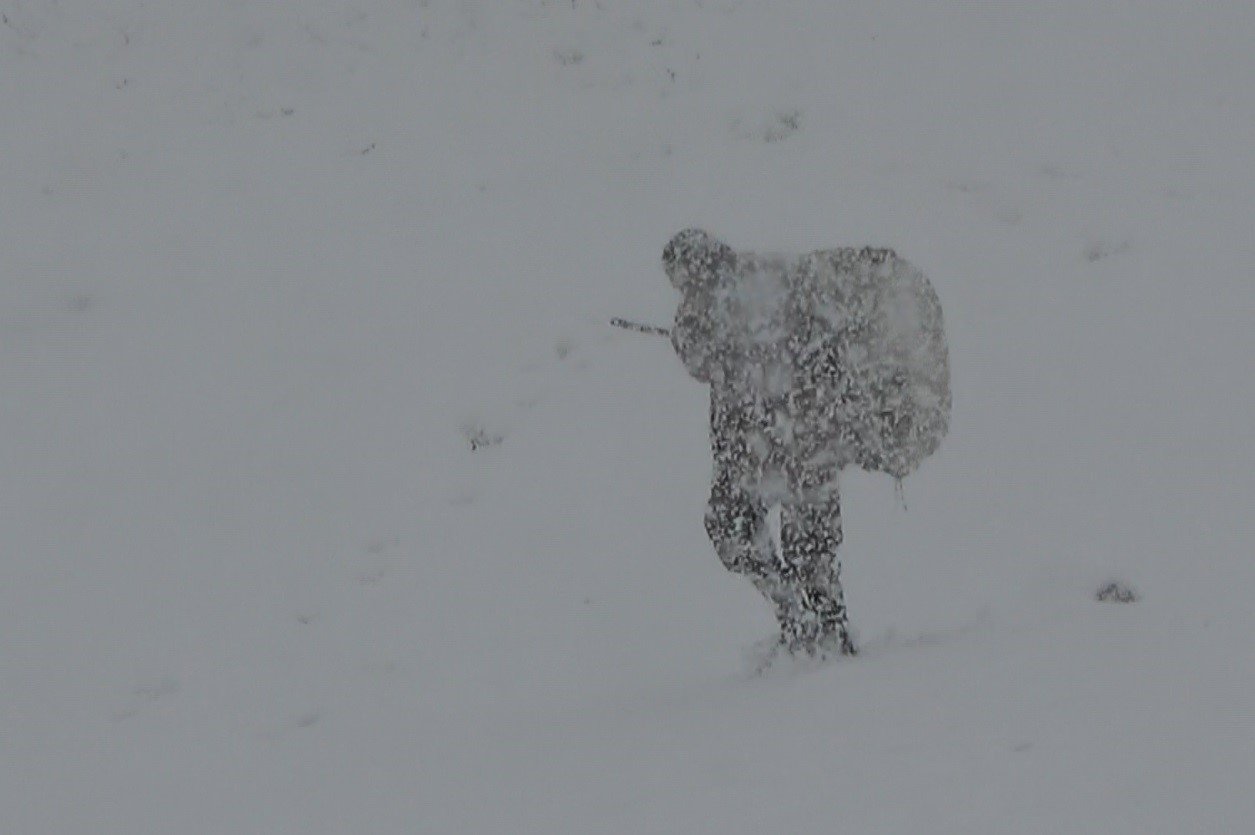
[3, 2, 1254, 832]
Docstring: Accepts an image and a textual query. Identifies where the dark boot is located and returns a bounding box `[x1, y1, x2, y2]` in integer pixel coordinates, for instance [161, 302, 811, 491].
[809, 583, 857, 656]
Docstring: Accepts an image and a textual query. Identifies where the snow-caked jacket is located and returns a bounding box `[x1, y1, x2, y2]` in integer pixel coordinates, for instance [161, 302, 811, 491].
[665, 229, 951, 480]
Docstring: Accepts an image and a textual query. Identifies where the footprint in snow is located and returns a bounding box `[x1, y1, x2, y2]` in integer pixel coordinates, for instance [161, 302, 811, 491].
[111, 675, 181, 721]
[1083, 239, 1130, 263]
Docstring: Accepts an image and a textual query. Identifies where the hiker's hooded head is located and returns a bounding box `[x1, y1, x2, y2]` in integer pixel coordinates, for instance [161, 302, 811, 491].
[663, 228, 736, 291]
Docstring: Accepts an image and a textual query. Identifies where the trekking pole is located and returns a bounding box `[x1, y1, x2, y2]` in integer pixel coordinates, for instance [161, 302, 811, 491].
[610, 317, 671, 338]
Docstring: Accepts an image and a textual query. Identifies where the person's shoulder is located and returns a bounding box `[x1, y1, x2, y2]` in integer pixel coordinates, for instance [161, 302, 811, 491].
[859, 246, 897, 264]
[812, 246, 896, 264]
[793, 247, 898, 279]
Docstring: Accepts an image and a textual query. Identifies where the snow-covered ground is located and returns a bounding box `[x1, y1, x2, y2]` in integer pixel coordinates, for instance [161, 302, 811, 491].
[3, 2, 1254, 831]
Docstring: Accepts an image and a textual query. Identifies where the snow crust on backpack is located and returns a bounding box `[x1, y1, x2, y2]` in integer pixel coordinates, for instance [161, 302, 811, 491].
[793, 247, 951, 479]
[668, 232, 950, 479]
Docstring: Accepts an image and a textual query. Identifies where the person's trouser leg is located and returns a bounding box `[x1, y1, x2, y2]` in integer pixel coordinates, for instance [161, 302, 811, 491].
[706, 391, 813, 647]
[780, 465, 855, 655]
[706, 467, 798, 616]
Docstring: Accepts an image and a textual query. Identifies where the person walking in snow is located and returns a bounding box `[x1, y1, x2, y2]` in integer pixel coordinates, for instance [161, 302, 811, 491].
[663, 228, 950, 659]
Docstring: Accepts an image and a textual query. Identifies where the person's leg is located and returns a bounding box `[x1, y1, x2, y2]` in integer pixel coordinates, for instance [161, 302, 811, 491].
[706, 389, 806, 644]
[704, 469, 770, 576]
[780, 462, 855, 655]
[705, 450, 805, 643]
